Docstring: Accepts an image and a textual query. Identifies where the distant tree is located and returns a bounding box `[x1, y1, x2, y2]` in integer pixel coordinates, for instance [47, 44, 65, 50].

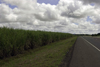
[97, 33, 100, 35]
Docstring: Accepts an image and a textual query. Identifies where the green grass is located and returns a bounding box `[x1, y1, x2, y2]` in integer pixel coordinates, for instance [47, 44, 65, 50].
[0, 37, 77, 67]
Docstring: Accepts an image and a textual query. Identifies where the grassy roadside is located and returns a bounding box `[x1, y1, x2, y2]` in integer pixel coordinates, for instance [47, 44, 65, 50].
[0, 37, 77, 67]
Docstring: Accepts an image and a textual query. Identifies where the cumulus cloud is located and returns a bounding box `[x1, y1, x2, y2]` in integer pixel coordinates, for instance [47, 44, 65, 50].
[0, 0, 100, 34]
[78, 0, 100, 5]
[2, 0, 37, 9]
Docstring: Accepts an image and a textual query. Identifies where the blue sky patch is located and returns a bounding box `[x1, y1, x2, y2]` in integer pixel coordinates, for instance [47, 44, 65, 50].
[37, 0, 59, 5]
[87, 16, 92, 22]
[90, 3, 95, 6]
[0, 0, 17, 9]
[8, 4, 17, 9]
[74, 23, 79, 25]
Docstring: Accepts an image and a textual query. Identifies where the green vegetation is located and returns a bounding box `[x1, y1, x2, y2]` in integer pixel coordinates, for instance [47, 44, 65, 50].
[92, 33, 100, 36]
[0, 37, 77, 67]
[0, 27, 73, 59]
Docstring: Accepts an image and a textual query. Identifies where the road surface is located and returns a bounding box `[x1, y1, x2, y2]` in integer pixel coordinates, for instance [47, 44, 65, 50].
[69, 36, 100, 67]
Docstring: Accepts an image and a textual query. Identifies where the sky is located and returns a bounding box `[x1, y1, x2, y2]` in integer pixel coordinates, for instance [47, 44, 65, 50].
[0, 0, 100, 34]
[37, 0, 59, 5]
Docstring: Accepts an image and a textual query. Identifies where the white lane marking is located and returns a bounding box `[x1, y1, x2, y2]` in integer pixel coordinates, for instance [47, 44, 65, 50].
[81, 37, 100, 52]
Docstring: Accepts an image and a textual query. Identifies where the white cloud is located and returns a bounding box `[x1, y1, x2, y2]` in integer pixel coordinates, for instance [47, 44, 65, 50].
[2, 0, 37, 9]
[78, 0, 100, 5]
[0, 0, 100, 34]
[5, 13, 17, 21]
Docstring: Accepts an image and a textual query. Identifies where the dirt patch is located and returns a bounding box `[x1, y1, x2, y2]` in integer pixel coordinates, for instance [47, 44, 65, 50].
[59, 38, 77, 67]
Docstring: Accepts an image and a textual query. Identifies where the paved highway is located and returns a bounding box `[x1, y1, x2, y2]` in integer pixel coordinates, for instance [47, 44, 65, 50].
[69, 36, 100, 67]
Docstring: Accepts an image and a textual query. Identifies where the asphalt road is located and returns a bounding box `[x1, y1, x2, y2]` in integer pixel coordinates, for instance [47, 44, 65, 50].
[69, 36, 100, 67]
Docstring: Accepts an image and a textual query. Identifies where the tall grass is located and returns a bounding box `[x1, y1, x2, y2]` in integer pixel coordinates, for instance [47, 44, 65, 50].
[0, 27, 73, 59]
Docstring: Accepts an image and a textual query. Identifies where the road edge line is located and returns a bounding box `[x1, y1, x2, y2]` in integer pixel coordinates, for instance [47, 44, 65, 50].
[81, 37, 100, 52]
